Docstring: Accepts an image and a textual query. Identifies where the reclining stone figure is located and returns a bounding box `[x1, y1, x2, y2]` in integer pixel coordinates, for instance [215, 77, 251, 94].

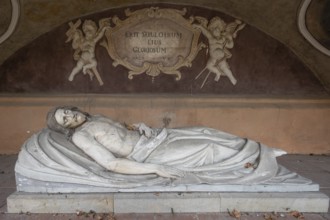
[15, 106, 312, 191]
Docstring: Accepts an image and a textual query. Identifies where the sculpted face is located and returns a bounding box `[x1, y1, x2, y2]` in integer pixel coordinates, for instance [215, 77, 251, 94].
[212, 28, 221, 38]
[83, 24, 96, 39]
[55, 108, 87, 128]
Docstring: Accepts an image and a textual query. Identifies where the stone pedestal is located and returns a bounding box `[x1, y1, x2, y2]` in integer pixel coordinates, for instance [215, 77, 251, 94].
[7, 192, 329, 213]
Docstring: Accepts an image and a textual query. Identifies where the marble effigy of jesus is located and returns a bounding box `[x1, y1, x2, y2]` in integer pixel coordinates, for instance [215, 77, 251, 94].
[15, 106, 312, 191]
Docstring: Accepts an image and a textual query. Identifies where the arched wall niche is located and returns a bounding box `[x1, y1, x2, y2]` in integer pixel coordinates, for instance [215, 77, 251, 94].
[0, 3, 327, 96]
[0, 3, 329, 155]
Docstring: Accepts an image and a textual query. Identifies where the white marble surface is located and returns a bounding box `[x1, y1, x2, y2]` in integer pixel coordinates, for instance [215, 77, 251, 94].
[17, 107, 311, 190]
[16, 173, 319, 193]
[14, 107, 320, 196]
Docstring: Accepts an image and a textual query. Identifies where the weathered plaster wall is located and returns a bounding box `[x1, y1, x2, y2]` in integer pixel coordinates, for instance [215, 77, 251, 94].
[0, 96, 329, 154]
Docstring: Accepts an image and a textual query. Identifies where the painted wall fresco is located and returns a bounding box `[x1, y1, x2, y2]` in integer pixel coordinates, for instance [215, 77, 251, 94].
[0, 4, 327, 95]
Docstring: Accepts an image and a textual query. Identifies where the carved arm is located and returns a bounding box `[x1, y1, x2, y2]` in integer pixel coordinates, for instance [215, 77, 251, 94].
[72, 130, 183, 178]
[193, 24, 213, 39]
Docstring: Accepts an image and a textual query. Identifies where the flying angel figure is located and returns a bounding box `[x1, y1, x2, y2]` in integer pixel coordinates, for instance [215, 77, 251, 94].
[65, 18, 111, 86]
[193, 17, 245, 88]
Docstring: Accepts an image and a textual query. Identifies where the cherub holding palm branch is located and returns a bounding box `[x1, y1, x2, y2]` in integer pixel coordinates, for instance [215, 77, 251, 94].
[193, 17, 245, 87]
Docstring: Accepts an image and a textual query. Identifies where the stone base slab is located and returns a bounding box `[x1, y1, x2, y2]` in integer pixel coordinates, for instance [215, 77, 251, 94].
[7, 192, 329, 213]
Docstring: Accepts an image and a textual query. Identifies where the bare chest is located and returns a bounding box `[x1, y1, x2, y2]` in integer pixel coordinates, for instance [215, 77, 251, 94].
[92, 123, 137, 157]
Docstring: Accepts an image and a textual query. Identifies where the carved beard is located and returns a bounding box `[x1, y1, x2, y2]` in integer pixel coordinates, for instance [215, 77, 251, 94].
[77, 111, 91, 126]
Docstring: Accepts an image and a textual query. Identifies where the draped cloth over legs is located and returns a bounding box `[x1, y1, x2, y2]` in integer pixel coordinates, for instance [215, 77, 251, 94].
[15, 127, 312, 190]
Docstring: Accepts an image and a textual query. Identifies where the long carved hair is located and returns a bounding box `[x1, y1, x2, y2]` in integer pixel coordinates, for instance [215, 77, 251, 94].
[46, 106, 89, 138]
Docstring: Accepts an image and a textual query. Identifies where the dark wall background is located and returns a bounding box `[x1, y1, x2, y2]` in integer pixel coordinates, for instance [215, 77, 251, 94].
[0, 4, 327, 96]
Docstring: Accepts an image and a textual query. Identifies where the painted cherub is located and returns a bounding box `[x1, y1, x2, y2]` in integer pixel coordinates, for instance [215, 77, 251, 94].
[193, 17, 245, 87]
[66, 18, 111, 86]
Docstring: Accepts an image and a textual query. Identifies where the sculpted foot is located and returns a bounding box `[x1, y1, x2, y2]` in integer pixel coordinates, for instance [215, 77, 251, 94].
[214, 73, 221, 81]
[68, 74, 75, 81]
[273, 149, 287, 157]
[231, 78, 237, 85]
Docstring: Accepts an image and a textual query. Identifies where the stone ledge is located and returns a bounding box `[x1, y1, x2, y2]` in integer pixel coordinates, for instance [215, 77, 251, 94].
[7, 192, 329, 213]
